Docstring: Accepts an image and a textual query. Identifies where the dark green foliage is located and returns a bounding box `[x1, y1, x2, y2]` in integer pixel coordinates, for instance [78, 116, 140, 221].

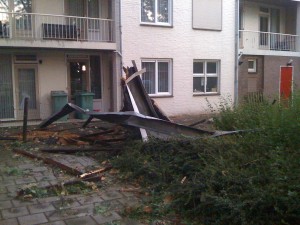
[112, 94, 300, 225]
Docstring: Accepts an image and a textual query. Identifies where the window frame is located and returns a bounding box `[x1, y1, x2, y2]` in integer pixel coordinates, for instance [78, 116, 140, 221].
[140, 0, 172, 26]
[193, 60, 220, 94]
[248, 59, 257, 73]
[141, 58, 172, 96]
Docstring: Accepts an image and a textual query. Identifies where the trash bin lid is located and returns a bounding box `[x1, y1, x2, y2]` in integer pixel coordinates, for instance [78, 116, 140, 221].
[74, 92, 95, 96]
[51, 91, 67, 96]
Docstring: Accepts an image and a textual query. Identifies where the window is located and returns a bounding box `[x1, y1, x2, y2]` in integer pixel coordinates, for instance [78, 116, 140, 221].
[248, 59, 257, 73]
[193, 60, 219, 94]
[141, 0, 172, 25]
[192, 0, 222, 30]
[14, 0, 32, 30]
[141, 59, 172, 95]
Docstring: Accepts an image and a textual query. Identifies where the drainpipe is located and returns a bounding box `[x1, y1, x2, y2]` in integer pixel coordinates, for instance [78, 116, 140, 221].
[114, 0, 123, 111]
[234, 0, 240, 107]
[112, 0, 123, 111]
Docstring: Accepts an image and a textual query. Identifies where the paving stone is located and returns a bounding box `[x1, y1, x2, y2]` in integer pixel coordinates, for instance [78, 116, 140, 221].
[45, 204, 94, 221]
[31, 167, 49, 173]
[2, 175, 23, 181]
[99, 191, 124, 201]
[12, 199, 38, 207]
[41, 221, 66, 225]
[52, 198, 81, 210]
[28, 202, 55, 214]
[76, 194, 104, 205]
[1, 206, 29, 219]
[15, 177, 37, 185]
[38, 196, 61, 204]
[0, 200, 13, 209]
[0, 217, 19, 225]
[92, 211, 122, 224]
[0, 179, 15, 186]
[35, 175, 57, 182]
[42, 171, 55, 177]
[18, 213, 48, 225]
[0, 193, 13, 201]
[0, 187, 7, 194]
[120, 218, 143, 225]
[118, 196, 141, 207]
[94, 200, 124, 216]
[65, 216, 98, 225]
[18, 164, 36, 170]
[49, 180, 59, 186]
[37, 181, 51, 188]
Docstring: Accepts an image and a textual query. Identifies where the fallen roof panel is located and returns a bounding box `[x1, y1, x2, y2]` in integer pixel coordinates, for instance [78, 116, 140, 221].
[39, 103, 214, 137]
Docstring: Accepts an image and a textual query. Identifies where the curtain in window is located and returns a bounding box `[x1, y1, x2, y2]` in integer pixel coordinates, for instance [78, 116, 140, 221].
[68, 0, 84, 16]
[0, 55, 14, 118]
[88, 0, 100, 29]
[18, 68, 36, 109]
[158, 62, 168, 92]
[157, 0, 169, 23]
[142, 62, 155, 94]
[141, 0, 155, 22]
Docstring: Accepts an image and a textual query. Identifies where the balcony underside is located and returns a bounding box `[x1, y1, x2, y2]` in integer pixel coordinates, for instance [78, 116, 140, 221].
[0, 39, 116, 50]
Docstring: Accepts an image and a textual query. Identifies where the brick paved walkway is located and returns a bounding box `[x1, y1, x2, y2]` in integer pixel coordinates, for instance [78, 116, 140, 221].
[0, 148, 143, 225]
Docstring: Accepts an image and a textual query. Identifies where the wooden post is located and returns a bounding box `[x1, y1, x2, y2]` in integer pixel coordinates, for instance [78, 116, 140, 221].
[22, 97, 29, 143]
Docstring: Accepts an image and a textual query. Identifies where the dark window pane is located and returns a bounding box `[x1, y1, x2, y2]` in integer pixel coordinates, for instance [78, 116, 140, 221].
[206, 77, 218, 92]
[18, 68, 36, 109]
[0, 55, 14, 118]
[193, 77, 205, 92]
[207, 62, 217, 73]
[158, 62, 169, 92]
[90, 56, 101, 99]
[142, 62, 155, 94]
[141, 0, 155, 23]
[158, 0, 169, 23]
[193, 62, 203, 74]
[248, 60, 254, 69]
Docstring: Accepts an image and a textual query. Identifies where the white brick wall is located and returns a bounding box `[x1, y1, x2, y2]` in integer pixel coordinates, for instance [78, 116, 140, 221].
[121, 0, 236, 116]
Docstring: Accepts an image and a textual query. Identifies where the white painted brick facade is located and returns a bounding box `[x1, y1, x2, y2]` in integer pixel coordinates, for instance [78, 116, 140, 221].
[121, 0, 236, 116]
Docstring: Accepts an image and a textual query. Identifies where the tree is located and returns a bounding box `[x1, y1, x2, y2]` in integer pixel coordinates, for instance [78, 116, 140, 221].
[0, 0, 32, 12]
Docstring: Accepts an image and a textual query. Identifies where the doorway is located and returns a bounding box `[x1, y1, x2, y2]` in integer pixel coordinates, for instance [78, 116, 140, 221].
[69, 61, 89, 100]
[259, 15, 269, 47]
[280, 66, 293, 100]
[67, 55, 103, 111]
[15, 65, 39, 119]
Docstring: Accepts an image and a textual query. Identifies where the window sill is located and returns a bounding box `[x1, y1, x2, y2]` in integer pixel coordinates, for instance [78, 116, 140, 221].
[193, 93, 220, 97]
[149, 94, 173, 98]
[140, 23, 173, 28]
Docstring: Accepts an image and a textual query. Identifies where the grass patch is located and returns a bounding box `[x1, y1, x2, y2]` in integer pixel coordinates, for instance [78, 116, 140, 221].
[112, 94, 300, 225]
[3, 167, 24, 176]
[19, 181, 96, 199]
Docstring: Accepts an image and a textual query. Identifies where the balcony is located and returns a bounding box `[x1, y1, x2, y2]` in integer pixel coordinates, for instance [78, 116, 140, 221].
[0, 12, 116, 50]
[239, 30, 300, 56]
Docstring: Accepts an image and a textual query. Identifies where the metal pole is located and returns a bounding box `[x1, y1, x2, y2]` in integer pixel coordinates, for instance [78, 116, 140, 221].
[22, 97, 29, 142]
[234, 0, 240, 107]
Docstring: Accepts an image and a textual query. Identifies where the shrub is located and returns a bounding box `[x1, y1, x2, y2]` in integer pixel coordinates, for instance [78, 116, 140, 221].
[112, 93, 300, 224]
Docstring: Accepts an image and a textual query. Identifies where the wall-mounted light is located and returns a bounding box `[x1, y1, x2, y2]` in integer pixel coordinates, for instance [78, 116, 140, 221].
[82, 64, 86, 71]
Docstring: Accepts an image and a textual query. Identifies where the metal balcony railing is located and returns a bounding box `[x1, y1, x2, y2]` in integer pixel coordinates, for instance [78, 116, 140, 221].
[0, 12, 114, 42]
[239, 30, 299, 52]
